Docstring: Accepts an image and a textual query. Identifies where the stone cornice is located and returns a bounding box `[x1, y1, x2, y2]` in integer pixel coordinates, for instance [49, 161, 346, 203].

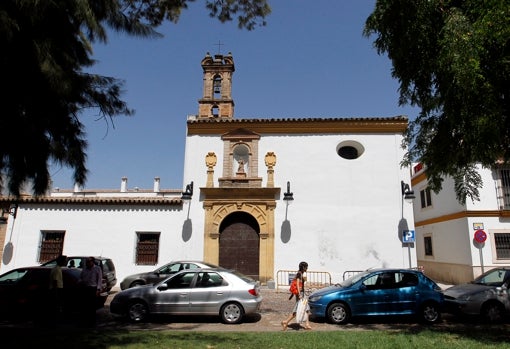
[187, 116, 408, 135]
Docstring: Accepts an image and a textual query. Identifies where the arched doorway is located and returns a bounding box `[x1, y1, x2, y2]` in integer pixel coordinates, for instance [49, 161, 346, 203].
[219, 212, 260, 280]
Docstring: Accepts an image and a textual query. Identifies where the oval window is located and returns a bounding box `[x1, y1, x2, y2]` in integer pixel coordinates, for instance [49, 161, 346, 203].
[337, 141, 364, 160]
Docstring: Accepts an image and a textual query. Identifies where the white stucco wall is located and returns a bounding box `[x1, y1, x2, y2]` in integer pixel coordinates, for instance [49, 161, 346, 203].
[413, 177, 465, 221]
[0, 203, 199, 284]
[465, 165, 501, 210]
[184, 131, 415, 283]
[416, 219, 472, 265]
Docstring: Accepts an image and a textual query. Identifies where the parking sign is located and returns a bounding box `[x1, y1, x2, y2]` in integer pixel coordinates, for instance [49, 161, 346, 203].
[403, 230, 415, 243]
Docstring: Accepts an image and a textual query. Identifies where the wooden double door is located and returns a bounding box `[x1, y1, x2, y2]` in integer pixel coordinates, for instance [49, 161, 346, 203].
[218, 212, 260, 280]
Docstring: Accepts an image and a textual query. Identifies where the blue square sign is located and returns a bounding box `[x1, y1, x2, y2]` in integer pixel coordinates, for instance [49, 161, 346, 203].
[403, 230, 415, 243]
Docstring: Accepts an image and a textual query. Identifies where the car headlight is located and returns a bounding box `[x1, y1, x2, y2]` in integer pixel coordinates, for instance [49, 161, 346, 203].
[309, 295, 322, 302]
[457, 294, 472, 301]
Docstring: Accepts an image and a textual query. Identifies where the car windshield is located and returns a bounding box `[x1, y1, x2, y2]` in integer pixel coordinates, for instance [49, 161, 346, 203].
[0, 269, 28, 284]
[472, 268, 509, 287]
[158, 262, 218, 274]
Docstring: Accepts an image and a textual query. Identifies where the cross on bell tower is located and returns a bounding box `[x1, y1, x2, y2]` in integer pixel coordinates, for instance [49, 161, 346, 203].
[198, 52, 235, 119]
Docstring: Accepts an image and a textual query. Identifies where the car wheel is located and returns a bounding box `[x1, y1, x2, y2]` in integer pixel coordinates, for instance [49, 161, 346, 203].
[327, 302, 350, 324]
[481, 301, 504, 323]
[130, 281, 145, 288]
[128, 301, 149, 322]
[220, 302, 244, 324]
[420, 302, 441, 324]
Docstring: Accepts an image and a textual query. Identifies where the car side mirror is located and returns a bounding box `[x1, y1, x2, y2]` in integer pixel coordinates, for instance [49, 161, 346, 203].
[360, 283, 367, 291]
[157, 284, 168, 291]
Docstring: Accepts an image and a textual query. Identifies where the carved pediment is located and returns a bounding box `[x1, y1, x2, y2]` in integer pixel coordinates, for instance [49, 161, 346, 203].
[222, 128, 260, 140]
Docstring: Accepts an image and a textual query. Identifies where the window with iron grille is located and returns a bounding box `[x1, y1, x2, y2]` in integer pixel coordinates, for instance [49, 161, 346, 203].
[494, 232, 510, 260]
[498, 168, 510, 210]
[136, 232, 160, 265]
[424, 236, 433, 256]
[39, 231, 65, 263]
[420, 188, 432, 209]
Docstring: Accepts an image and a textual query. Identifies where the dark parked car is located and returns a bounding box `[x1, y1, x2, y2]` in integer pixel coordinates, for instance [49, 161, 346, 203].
[0, 266, 107, 320]
[443, 267, 510, 323]
[42, 256, 117, 291]
[120, 260, 218, 290]
[111, 267, 262, 324]
[308, 268, 443, 324]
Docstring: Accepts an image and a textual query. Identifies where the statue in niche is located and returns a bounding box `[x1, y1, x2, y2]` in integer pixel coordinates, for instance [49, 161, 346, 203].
[237, 159, 245, 173]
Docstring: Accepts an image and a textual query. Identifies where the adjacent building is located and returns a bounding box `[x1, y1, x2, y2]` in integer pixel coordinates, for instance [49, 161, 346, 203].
[412, 162, 510, 284]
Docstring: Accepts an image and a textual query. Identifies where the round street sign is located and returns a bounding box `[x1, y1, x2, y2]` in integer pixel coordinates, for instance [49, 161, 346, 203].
[474, 229, 487, 243]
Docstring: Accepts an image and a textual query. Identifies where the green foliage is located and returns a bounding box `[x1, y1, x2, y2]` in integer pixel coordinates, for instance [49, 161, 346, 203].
[364, 0, 510, 203]
[0, 0, 270, 196]
[121, 0, 270, 29]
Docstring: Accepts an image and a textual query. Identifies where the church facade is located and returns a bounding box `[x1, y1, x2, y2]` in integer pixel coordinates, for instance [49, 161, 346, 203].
[0, 53, 416, 286]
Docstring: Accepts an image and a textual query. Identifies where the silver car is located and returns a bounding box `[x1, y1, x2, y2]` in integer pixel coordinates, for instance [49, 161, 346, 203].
[120, 260, 218, 290]
[443, 267, 510, 323]
[110, 268, 262, 324]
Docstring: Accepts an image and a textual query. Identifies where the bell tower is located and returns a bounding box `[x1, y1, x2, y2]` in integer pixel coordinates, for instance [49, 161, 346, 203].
[198, 52, 235, 119]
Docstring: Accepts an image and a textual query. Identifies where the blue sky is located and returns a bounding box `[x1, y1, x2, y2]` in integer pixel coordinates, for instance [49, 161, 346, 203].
[49, 0, 419, 191]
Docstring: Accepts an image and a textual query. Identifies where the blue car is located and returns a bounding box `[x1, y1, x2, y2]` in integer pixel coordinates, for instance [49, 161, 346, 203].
[308, 268, 443, 324]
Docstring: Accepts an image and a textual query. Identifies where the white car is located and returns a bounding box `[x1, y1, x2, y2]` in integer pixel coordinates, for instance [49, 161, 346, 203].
[120, 260, 218, 290]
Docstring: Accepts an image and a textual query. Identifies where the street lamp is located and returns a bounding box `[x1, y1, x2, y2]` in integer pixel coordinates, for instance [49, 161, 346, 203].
[181, 181, 193, 203]
[181, 181, 193, 220]
[401, 181, 415, 202]
[2, 203, 17, 219]
[283, 181, 294, 221]
[400, 181, 415, 268]
[283, 181, 294, 205]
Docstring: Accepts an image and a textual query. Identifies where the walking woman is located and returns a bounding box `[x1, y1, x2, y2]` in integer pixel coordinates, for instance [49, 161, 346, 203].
[281, 261, 312, 330]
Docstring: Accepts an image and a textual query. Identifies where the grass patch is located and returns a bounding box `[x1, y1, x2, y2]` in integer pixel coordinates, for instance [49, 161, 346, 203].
[0, 326, 508, 349]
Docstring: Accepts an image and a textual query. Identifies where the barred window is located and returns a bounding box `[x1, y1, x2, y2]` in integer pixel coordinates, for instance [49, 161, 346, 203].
[136, 232, 160, 265]
[39, 231, 65, 263]
[494, 232, 510, 260]
[498, 169, 510, 209]
[424, 236, 433, 256]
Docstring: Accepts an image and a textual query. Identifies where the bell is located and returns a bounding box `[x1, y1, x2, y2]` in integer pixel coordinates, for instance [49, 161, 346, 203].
[213, 82, 221, 94]
[213, 77, 221, 94]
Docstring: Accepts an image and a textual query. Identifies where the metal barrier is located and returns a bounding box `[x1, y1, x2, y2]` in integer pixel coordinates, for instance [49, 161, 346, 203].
[275, 270, 332, 293]
[342, 270, 363, 280]
[411, 266, 425, 273]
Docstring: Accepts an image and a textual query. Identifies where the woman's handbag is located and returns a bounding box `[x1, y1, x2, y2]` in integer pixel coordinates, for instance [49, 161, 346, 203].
[295, 297, 308, 323]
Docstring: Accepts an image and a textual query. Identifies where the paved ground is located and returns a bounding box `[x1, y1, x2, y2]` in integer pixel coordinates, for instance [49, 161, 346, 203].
[92, 284, 508, 332]
[97, 286, 330, 332]
[2, 284, 509, 332]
